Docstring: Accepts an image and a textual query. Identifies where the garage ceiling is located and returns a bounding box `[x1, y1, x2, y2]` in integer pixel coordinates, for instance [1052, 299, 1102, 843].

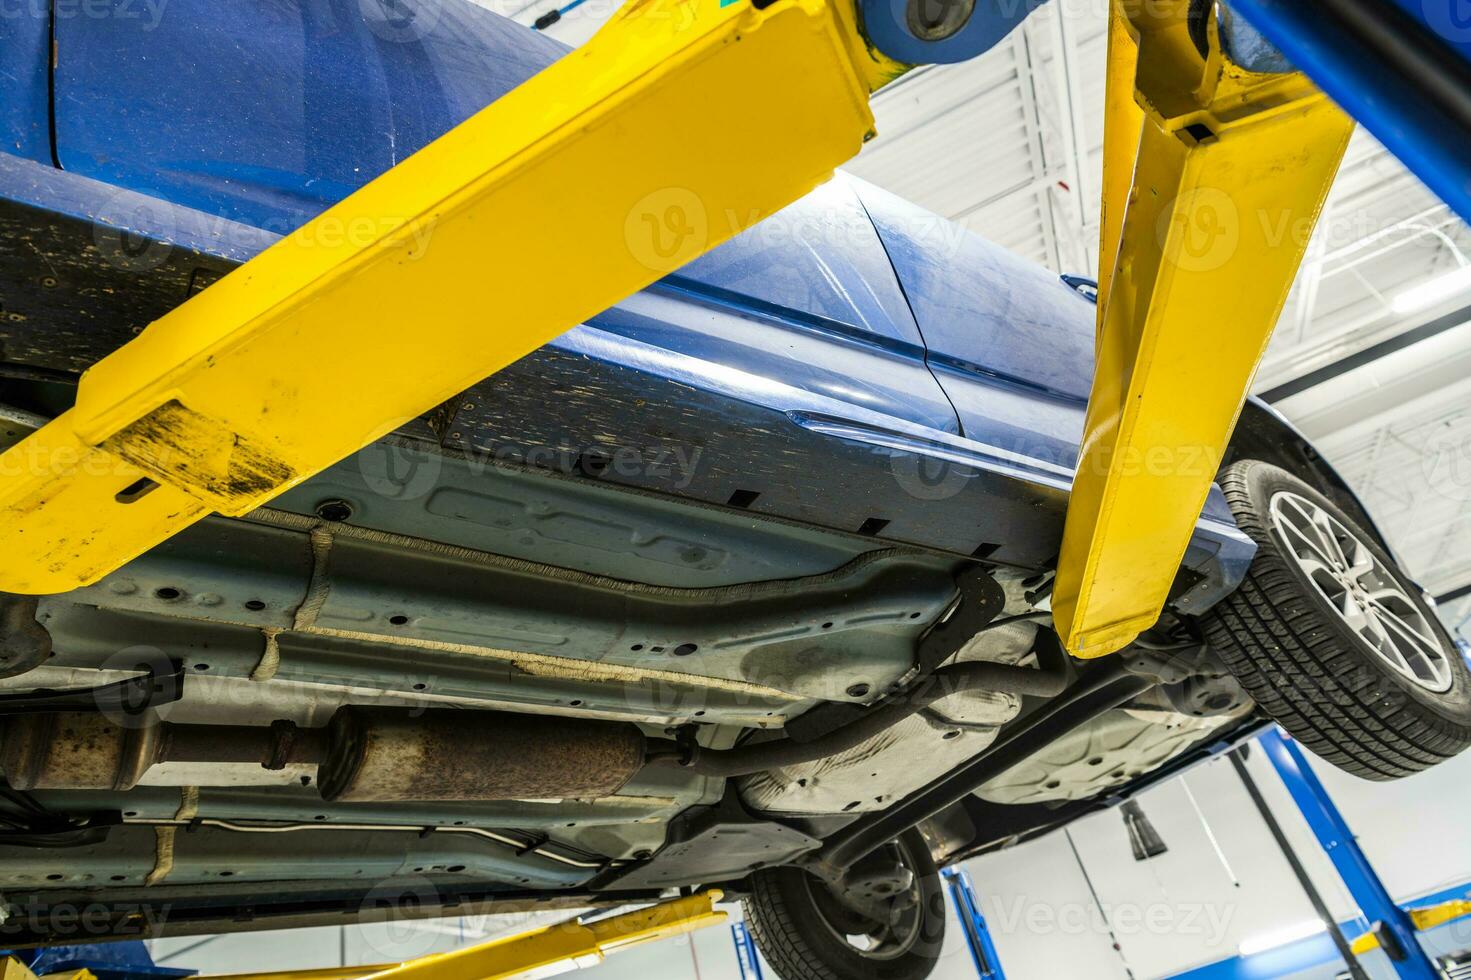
[510, 0, 1471, 636]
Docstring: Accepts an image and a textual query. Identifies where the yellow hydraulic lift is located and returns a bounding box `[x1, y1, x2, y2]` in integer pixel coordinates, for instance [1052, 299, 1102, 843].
[1350, 898, 1471, 956]
[194, 891, 726, 980]
[0, 0, 1346, 661]
[1051, 0, 1353, 655]
[0, 893, 725, 980]
[1, 960, 95, 980]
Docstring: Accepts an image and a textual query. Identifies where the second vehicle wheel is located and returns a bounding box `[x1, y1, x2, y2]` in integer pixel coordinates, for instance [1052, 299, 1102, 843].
[1202, 460, 1471, 779]
[743, 830, 946, 980]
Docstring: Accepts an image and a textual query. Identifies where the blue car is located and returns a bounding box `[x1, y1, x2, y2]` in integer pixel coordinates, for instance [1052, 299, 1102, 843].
[1, 1, 1467, 975]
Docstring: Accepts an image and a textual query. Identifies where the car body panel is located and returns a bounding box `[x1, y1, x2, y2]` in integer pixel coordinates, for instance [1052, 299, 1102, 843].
[856, 178, 1095, 469]
[52, 0, 568, 231]
[0, 3, 50, 166]
[3, 0, 1258, 595]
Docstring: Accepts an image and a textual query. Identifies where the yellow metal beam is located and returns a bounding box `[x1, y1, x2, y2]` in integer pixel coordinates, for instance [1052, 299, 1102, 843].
[198, 891, 726, 980]
[0, 0, 904, 594]
[1052, 0, 1353, 656]
[1350, 899, 1471, 955]
[1, 960, 97, 980]
[196, 968, 392, 980]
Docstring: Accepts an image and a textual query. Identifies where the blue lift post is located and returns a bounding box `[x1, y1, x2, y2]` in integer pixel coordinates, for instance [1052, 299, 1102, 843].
[1258, 728, 1441, 980]
[1223, 0, 1471, 226]
[942, 866, 1007, 980]
[730, 921, 765, 980]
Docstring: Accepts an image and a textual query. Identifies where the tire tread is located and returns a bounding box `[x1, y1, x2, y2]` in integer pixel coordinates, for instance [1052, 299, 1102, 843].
[1203, 461, 1471, 780]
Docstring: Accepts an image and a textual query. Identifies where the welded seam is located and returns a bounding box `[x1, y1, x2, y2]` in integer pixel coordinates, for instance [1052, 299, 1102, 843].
[143, 787, 200, 886]
[251, 629, 282, 682]
[300, 624, 800, 699]
[143, 828, 174, 886]
[293, 525, 336, 630]
[245, 506, 917, 603]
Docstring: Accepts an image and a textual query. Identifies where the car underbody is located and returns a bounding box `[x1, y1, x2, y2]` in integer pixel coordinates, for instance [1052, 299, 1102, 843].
[0, 383, 1266, 944]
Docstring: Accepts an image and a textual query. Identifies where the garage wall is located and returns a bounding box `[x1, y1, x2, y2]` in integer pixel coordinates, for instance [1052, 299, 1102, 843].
[971, 740, 1471, 980]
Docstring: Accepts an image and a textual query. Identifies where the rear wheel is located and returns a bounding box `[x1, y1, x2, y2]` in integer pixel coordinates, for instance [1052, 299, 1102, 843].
[1202, 460, 1471, 779]
[743, 830, 946, 980]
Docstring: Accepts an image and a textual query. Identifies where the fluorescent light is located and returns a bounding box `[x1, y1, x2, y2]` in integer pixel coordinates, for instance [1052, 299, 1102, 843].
[1238, 920, 1327, 957]
[1391, 264, 1471, 314]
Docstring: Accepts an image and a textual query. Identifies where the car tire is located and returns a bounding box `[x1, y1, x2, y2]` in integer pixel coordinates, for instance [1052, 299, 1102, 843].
[743, 830, 946, 980]
[1202, 460, 1471, 779]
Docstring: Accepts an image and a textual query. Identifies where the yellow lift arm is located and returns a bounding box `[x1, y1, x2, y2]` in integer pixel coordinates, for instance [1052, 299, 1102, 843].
[1052, 0, 1352, 655]
[1350, 898, 1471, 956]
[0, 0, 1348, 663]
[0, 0, 901, 594]
[195, 891, 727, 980]
[1, 960, 96, 980]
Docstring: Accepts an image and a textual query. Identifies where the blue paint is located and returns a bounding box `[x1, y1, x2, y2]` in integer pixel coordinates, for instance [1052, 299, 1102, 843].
[52, 0, 567, 231]
[730, 921, 765, 979]
[0, 0, 51, 164]
[1259, 729, 1442, 980]
[1169, 878, 1471, 979]
[17, 941, 194, 978]
[856, 177, 1094, 469]
[0, 0, 1270, 603]
[1224, 0, 1471, 225]
[944, 866, 1007, 979]
[1168, 932, 1352, 980]
[859, 0, 1047, 65]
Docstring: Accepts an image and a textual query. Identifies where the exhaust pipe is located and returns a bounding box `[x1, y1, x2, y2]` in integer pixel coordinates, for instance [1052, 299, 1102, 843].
[1, 708, 645, 803]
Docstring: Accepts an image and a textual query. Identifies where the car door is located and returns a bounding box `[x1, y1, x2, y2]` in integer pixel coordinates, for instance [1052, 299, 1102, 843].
[49, 0, 569, 231]
[854, 178, 1096, 471]
[49, 1, 955, 438]
[47, 2, 968, 545]
[584, 173, 960, 435]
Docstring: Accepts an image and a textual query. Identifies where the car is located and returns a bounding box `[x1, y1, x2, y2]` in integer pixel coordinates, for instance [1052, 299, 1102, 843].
[1, 1, 1468, 977]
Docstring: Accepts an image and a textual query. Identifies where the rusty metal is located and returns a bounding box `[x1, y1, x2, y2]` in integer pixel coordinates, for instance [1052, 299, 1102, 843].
[0, 593, 51, 679]
[2, 713, 154, 791]
[317, 707, 646, 803]
[0, 714, 321, 790]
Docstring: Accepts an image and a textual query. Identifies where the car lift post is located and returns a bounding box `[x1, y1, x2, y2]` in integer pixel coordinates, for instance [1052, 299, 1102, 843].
[729, 921, 765, 980]
[1051, 0, 1355, 657]
[942, 866, 1007, 980]
[1257, 729, 1442, 980]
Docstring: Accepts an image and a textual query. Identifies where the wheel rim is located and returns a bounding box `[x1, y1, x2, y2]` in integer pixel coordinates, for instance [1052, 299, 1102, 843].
[807, 842, 926, 960]
[1268, 490, 1454, 693]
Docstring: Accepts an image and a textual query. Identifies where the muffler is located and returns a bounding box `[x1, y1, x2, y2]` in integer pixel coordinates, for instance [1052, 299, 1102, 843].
[317, 707, 645, 802]
[1, 707, 645, 802]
